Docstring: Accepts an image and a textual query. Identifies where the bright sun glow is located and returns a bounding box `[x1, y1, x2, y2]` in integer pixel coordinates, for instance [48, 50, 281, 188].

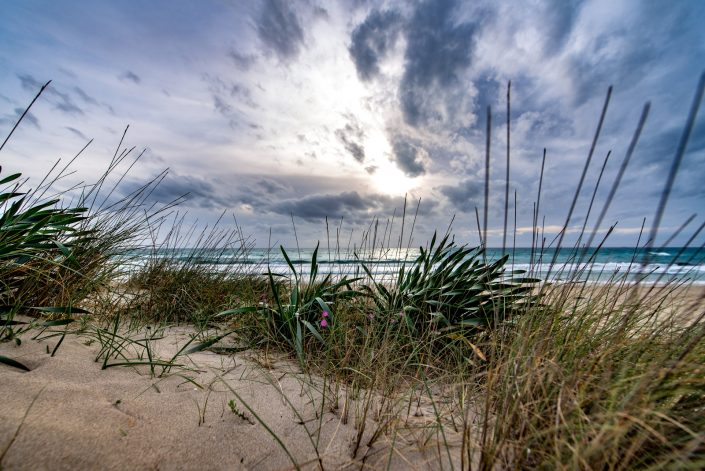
[371, 161, 418, 196]
[362, 128, 419, 196]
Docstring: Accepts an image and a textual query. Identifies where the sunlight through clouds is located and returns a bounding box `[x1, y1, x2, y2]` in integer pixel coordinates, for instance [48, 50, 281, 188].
[0, 0, 703, 246]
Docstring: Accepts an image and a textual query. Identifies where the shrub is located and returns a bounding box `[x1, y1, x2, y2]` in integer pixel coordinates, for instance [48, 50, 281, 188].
[360, 231, 540, 337]
[238, 243, 360, 359]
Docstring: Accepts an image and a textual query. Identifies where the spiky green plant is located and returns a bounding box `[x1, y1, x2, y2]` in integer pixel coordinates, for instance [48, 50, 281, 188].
[232, 243, 360, 360]
[360, 231, 540, 336]
[0, 167, 90, 308]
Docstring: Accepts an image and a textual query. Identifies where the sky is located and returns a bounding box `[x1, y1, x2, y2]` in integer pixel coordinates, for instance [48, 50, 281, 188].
[1, 0, 704, 249]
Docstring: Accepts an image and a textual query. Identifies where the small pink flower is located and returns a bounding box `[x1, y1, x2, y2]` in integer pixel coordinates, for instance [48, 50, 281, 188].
[322, 311, 329, 318]
[320, 318, 328, 328]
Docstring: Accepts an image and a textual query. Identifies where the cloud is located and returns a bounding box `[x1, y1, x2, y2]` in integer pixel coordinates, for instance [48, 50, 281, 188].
[542, 0, 582, 55]
[312, 5, 329, 19]
[65, 126, 88, 140]
[270, 191, 369, 221]
[268, 190, 415, 223]
[634, 118, 705, 201]
[256, 178, 290, 194]
[19, 108, 40, 129]
[121, 174, 235, 209]
[16, 73, 45, 92]
[256, 0, 304, 60]
[391, 138, 428, 177]
[471, 75, 500, 116]
[0, 107, 40, 130]
[54, 97, 83, 115]
[72, 86, 98, 105]
[335, 118, 366, 163]
[398, 0, 480, 128]
[205, 75, 257, 120]
[348, 9, 403, 81]
[438, 178, 482, 212]
[119, 70, 141, 84]
[213, 95, 232, 115]
[16, 74, 84, 115]
[141, 148, 165, 164]
[227, 50, 257, 70]
[568, 44, 656, 107]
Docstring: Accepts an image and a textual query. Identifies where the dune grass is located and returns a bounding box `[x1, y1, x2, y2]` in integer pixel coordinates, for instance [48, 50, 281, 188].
[1, 75, 704, 469]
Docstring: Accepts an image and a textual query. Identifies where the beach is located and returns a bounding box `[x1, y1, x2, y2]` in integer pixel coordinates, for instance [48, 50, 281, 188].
[0, 321, 462, 470]
[2, 283, 703, 470]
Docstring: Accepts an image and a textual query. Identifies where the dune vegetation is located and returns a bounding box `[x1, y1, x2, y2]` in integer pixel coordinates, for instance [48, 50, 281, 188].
[1, 77, 704, 470]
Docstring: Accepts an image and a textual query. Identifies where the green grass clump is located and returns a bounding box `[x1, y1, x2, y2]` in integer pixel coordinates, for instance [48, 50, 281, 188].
[361, 231, 540, 336]
[0, 166, 91, 313]
[125, 260, 268, 325]
[475, 283, 705, 469]
[229, 243, 361, 361]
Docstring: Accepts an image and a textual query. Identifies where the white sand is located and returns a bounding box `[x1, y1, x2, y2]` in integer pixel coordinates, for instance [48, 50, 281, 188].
[0, 323, 461, 470]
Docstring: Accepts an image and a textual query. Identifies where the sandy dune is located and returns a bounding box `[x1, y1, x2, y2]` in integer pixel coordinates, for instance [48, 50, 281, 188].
[0, 324, 460, 470]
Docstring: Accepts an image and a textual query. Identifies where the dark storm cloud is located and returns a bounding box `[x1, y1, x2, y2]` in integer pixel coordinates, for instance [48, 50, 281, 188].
[438, 178, 482, 212]
[335, 118, 366, 163]
[348, 9, 403, 81]
[269, 189, 439, 223]
[391, 138, 427, 177]
[399, 0, 479, 127]
[119, 70, 141, 84]
[65, 126, 88, 140]
[121, 174, 236, 209]
[270, 191, 370, 221]
[256, 0, 304, 60]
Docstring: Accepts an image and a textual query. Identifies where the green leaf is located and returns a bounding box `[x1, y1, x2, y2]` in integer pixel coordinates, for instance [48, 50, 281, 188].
[215, 306, 259, 317]
[0, 172, 22, 185]
[41, 319, 75, 327]
[315, 297, 332, 315]
[184, 330, 235, 354]
[280, 246, 299, 283]
[302, 320, 325, 345]
[0, 355, 30, 372]
[32, 306, 91, 315]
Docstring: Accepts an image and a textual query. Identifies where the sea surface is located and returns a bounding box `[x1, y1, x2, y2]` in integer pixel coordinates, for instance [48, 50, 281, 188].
[125, 246, 705, 285]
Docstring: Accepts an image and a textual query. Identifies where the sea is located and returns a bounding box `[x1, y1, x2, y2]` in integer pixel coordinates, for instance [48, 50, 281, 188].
[125, 246, 705, 285]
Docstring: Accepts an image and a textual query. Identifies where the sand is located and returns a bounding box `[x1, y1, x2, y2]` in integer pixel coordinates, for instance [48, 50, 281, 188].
[2, 284, 702, 470]
[0, 322, 461, 470]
